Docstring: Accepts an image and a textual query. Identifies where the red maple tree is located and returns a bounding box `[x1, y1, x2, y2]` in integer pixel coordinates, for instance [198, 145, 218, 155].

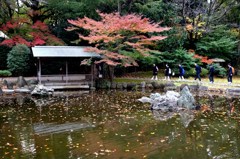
[67, 11, 171, 66]
[0, 18, 64, 47]
[188, 49, 213, 64]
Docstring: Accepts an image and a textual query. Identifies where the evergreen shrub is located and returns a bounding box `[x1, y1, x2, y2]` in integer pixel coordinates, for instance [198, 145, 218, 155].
[7, 44, 31, 76]
[207, 63, 226, 77]
[0, 70, 12, 77]
[185, 68, 208, 78]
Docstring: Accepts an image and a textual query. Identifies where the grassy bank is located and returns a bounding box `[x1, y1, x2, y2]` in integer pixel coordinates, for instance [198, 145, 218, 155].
[115, 71, 240, 89]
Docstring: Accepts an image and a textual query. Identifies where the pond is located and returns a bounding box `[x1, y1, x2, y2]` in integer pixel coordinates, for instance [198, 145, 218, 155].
[0, 90, 240, 159]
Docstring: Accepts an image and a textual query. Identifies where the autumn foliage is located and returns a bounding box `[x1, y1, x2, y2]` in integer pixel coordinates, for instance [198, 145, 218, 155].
[188, 49, 213, 64]
[67, 11, 171, 66]
[0, 18, 64, 47]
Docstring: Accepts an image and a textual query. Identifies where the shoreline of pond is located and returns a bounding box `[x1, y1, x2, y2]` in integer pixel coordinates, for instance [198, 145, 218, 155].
[1, 79, 240, 97]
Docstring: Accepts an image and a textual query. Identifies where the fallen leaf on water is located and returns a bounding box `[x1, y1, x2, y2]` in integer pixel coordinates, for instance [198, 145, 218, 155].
[105, 149, 111, 153]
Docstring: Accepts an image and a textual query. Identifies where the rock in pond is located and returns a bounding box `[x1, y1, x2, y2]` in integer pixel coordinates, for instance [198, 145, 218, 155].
[31, 84, 54, 96]
[138, 86, 195, 110]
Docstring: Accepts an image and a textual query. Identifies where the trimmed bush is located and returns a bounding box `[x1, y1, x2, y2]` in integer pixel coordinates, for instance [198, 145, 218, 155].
[0, 70, 12, 77]
[7, 44, 31, 76]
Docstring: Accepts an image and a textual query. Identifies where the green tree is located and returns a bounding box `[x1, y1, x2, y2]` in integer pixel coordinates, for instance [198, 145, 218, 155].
[46, 0, 101, 44]
[135, 0, 178, 26]
[196, 25, 238, 61]
[156, 48, 198, 70]
[157, 26, 188, 52]
[171, 0, 239, 49]
[7, 44, 31, 76]
[0, 0, 16, 24]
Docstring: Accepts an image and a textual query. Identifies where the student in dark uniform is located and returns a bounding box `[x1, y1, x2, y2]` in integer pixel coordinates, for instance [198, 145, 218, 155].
[227, 64, 233, 84]
[164, 64, 170, 81]
[178, 64, 185, 80]
[209, 64, 214, 83]
[194, 63, 201, 81]
[151, 64, 159, 80]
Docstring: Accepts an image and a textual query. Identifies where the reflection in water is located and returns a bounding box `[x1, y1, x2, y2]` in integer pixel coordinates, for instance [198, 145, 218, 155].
[151, 110, 176, 121]
[20, 133, 36, 158]
[34, 122, 95, 135]
[152, 109, 195, 127]
[0, 90, 240, 159]
[178, 110, 195, 127]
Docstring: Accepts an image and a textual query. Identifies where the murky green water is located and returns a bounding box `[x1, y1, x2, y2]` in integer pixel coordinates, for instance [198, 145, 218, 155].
[0, 90, 240, 159]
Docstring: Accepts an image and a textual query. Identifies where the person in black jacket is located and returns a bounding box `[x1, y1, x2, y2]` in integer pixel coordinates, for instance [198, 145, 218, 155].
[151, 64, 159, 80]
[227, 64, 233, 84]
[209, 64, 214, 83]
[164, 64, 170, 81]
[194, 63, 201, 81]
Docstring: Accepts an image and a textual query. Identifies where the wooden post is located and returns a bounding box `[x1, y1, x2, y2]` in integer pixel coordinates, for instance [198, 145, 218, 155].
[66, 61, 68, 83]
[91, 57, 93, 88]
[38, 58, 42, 84]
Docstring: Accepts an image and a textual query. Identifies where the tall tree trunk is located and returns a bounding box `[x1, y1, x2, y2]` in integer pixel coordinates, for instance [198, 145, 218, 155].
[108, 65, 114, 82]
[118, 0, 121, 14]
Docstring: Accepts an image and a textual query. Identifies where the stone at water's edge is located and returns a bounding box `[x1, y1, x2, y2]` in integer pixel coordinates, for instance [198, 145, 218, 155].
[31, 84, 54, 96]
[138, 91, 180, 110]
[138, 86, 196, 127]
[177, 86, 195, 109]
[27, 79, 38, 85]
[16, 76, 28, 88]
[3, 80, 14, 89]
[15, 88, 31, 93]
[138, 86, 195, 110]
[226, 88, 240, 93]
[0, 88, 3, 95]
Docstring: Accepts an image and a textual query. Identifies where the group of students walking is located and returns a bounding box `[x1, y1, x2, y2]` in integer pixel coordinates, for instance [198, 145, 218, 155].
[151, 63, 234, 84]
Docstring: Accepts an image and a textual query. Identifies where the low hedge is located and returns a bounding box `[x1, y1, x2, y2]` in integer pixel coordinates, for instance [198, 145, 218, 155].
[0, 70, 12, 77]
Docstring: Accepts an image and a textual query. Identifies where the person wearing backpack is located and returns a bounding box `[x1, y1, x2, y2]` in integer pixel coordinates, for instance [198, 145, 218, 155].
[194, 63, 201, 81]
[209, 64, 214, 83]
[227, 64, 233, 84]
[178, 64, 185, 80]
[164, 64, 170, 81]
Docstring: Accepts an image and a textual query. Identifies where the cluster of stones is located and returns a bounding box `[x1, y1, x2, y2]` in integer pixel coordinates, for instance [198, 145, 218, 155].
[95, 80, 209, 92]
[138, 86, 196, 110]
[0, 76, 53, 96]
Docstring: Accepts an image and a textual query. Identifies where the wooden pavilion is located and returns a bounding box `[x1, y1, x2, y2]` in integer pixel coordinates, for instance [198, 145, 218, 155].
[31, 46, 101, 89]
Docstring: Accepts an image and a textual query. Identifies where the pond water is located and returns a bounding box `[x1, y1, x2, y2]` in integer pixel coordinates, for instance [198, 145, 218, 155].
[0, 90, 240, 159]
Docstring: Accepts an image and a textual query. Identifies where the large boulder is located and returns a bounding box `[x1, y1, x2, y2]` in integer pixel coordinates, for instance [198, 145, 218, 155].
[138, 86, 196, 127]
[138, 91, 180, 111]
[138, 86, 195, 110]
[27, 79, 39, 85]
[177, 86, 195, 109]
[16, 76, 28, 88]
[3, 80, 14, 89]
[31, 84, 54, 96]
